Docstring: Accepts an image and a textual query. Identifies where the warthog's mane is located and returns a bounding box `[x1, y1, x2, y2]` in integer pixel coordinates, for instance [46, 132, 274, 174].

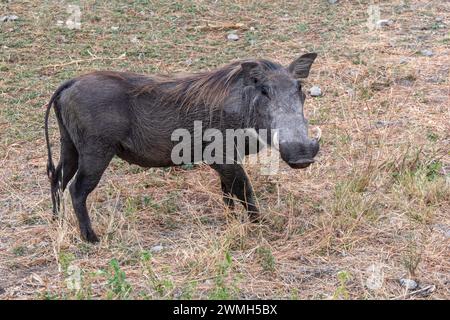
[132, 59, 283, 111]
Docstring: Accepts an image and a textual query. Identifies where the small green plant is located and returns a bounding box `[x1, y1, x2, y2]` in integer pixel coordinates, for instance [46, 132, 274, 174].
[141, 250, 152, 263]
[426, 131, 439, 142]
[124, 197, 139, 216]
[142, 195, 161, 210]
[12, 246, 26, 256]
[208, 252, 237, 300]
[180, 281, 198, 300]
[256, 246, 276, 273]
[425, 161, 442, 181]
[290, 288, 300, 300]
[58, 251, 75, 275]
[296, 23, 309, 33]
[333, 270, 351, 300]
[140, 251, 174, 298]
[154, 278, 174, 297]
[41, 291, 60, 300]
[106, 259, 132, 299]
[401, 241, 422, 277]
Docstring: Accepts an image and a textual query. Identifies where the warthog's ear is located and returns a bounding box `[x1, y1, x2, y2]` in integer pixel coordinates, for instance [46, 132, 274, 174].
[288, 53, 318, 78]
[241, 61, 266, 86]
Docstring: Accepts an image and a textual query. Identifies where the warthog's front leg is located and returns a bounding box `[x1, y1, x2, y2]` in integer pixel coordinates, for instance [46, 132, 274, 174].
[210, 164, 259, 221]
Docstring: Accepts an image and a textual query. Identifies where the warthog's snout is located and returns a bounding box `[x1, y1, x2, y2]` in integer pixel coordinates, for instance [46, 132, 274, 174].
[280, 137, 320, 169]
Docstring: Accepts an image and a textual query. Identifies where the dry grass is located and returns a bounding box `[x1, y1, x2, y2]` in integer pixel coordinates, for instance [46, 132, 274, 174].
[0, 0, 449, 299]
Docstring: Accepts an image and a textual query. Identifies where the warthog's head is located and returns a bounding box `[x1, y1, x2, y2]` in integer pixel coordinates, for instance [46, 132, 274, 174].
[241, 53, 320, 169]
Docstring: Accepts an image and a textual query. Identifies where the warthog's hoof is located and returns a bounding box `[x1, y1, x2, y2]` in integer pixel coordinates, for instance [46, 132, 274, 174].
[81, 227, 99, 243]
[248, 210, 260, 223]
[223, 196, 235, 209]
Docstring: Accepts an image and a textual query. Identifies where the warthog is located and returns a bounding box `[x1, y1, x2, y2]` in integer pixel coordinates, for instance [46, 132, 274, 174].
[45, 53, 319, 242]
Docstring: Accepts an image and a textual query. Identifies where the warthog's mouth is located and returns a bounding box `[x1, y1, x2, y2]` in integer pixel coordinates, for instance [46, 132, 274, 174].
[287, 158, 315, 169]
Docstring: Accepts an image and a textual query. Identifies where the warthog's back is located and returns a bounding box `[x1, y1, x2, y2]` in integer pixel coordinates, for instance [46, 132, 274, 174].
[57, 71, 179, 167]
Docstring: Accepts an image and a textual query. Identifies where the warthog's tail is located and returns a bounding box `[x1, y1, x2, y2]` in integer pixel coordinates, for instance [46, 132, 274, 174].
[44, 79, 76, 180]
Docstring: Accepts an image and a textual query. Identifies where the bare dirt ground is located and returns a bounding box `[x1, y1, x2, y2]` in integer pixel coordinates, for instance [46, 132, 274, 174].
[0, 0, 449, 299]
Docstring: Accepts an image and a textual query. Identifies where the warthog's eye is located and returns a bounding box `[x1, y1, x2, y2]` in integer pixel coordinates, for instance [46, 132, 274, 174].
[260, 85, 269, 98]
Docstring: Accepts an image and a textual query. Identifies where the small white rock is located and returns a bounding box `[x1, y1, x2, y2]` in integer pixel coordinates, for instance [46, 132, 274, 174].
[420, 49, 433, 57]
[434, 224, 450, 239]
[328, 0, 338, 4]
[130, 35, 139, 44]
[376, 19, 393, 27]
[309, 86, 322, 97]
[399, 57, 410, 64]
[1, 15, 18, 22]
[150, 245, 164, 253]
[227, 33, 239, 41]
[111, 26, 119, 31]
[204, 279, 212, 286]
[346, 88, 355, 97]
[66, 19, 81, 30]
[400, 278, 418, 290]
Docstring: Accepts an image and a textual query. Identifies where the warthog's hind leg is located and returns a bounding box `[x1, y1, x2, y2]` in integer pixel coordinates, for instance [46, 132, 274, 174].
[69, 145, 114, 243]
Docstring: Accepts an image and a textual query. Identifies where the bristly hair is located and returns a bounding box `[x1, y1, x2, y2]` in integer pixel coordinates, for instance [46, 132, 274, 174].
[131, 59, 283, 111]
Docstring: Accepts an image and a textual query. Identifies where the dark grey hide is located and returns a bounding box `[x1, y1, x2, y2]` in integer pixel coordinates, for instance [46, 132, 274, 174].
[44, 53, 319, 242]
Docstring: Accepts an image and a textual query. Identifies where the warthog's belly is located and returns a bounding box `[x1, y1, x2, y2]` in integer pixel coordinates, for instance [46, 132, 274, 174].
[116, 142, 175, 168]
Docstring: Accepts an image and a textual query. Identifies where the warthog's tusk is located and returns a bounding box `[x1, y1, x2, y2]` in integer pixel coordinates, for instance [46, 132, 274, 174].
[272, 130, 280, 150]
[312, 127, 322, 141]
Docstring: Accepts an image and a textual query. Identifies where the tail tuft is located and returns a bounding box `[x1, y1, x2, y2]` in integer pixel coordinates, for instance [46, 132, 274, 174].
[47, 161, 55, 181]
